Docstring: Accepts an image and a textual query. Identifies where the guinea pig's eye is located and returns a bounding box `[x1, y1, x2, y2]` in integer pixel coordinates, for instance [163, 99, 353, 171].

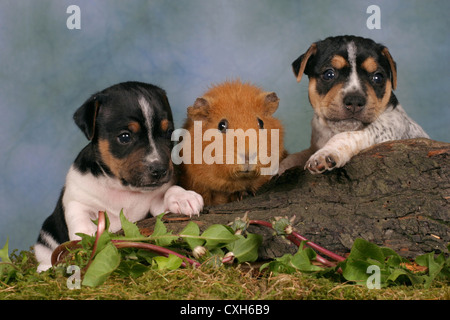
[322, 69, 336, 81]
[117, 132, 132, 144]
[218, 119, 228, 133]
[257, 117, 264, 129]
[372, 72, 384, 84]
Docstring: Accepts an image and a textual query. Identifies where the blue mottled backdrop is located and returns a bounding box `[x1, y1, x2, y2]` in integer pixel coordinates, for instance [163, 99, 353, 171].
[0, 0, 449, 252]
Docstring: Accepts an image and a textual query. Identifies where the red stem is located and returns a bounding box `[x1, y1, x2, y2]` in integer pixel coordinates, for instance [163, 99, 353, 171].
[249, 219, 345, 263]
[290, 232, 345, 262]
[83, 211, 107, 271]
[286, 234, 336, 267]
[112, 240, 201, 268]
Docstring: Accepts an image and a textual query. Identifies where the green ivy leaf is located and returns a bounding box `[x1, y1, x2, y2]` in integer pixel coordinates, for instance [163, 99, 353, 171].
[290, 248, 323, 272]
[150, 214, 178, 247]
[180, 221, 205, 250]
[119, 210, 145, 239]
[416, 252, 447, 288]
[82, 242, 121, 287]
[260, 254, 297, 275]
[227, 233, 262, 263]
[386, 268, 423, 286]
[201, 224, 238, 249]
[0, 238, 11, 263]
[116, 260, 149, 278]
[340, 259, 373, 285]
[152, 254, 183, 270]
[348, 238, 385, 263]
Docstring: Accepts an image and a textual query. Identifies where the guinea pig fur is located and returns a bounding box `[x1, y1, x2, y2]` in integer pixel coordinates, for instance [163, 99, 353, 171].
[176, 80, 286, 206]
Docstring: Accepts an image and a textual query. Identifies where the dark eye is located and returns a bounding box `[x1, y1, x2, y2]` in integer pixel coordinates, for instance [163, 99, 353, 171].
[164, 128, 174, 139]
[372, 73, 383, 84]
[117, 132, 132, 144]
[218, 119, 228, 133]
[322, 69, 336, 81]
[257, 117, 264, 129]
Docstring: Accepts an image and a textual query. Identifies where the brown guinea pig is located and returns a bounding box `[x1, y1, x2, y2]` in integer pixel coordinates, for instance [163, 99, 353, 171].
[174, 80, 286, 206]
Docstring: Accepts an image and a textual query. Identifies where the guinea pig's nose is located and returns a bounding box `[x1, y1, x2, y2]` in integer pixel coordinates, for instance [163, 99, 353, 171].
[238, 152, 256, 164]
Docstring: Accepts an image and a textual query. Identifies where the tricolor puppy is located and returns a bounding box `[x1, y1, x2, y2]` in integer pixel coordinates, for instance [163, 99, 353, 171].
[35, 82, 203, 272]
[281, 35, 429, 174]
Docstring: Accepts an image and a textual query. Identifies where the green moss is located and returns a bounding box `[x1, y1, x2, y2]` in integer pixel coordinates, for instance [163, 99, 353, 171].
[0, 250, 448, 300]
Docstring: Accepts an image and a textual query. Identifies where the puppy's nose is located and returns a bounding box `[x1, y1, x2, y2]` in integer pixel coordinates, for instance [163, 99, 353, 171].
[343, 94, 366, 113]
[149, 163, 168, 180]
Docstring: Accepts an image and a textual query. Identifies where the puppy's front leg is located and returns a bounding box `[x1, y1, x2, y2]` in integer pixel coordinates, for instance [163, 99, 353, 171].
[65, 202, 99, 240]
[163, 185, 204, 217]
[305, 131, 372, 174]
[277, 148, 314, 175]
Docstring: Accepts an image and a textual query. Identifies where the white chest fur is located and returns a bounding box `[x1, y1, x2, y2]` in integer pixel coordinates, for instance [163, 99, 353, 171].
[62, 166, 170, 239]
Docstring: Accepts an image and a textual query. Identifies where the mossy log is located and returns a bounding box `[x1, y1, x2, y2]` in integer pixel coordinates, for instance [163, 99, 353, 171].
[136, 138, 449, 259]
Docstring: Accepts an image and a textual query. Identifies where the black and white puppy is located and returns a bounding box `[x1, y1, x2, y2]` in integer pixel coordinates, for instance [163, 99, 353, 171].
[280, 35, 429, 174]
[35, 82, 203, 272]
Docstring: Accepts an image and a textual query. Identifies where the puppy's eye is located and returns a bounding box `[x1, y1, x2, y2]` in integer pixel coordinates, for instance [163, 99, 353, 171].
[322, 69, 336, 81]
[257, 117, 264, 129]
[372, 73, 383, 84]
[218, 119, 228, 133]
[117, 132, 132, 144]
[164, 128, 174, 140]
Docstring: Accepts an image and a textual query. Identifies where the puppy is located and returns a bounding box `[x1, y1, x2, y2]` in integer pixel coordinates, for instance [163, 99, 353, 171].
[35, 81, 203, 272]
[280, 35, 429, 174]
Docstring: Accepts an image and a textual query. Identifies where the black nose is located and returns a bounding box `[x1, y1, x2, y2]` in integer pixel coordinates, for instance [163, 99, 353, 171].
[149, 163, 168, 180]
[343, 94, 366, 113]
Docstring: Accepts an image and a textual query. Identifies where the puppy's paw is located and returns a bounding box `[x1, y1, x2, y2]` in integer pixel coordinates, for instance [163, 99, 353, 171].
[305, 150, 339, 174]
[164, 186, 204, 217]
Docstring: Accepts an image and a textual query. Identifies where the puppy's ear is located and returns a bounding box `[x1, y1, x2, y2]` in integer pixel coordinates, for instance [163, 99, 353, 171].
[73, 94, 106, 140]
[381, 47, 397, 90]
[261, 92, 279, 115]
[187, 97, 210, 121]
[292, 43, 317, 83]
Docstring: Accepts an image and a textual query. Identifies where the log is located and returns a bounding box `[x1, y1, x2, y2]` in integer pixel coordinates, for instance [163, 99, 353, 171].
[136, 138, 450, 260]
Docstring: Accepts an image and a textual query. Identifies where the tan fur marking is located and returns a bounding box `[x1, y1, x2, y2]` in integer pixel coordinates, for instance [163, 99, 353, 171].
[128, 121, 141, 133]
[361, 57, 378, 73]
[365, 80, 392, 120]
[295, 43, 317, 83]
[308, 78, 344, 113]
[381, 47, 397, 90]
[98, 139, 122, 177]
[331, 55, 349, 69]
[160, 119, 169, 132]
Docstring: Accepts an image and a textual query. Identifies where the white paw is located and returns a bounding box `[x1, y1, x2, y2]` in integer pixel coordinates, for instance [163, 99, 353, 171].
[164, 186, 204, 217]
[305, 149, 341, 174]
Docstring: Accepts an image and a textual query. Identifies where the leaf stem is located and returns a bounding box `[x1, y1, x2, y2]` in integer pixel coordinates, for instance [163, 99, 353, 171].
[112, 240, 201, 268]
[249, 219, 345, 263]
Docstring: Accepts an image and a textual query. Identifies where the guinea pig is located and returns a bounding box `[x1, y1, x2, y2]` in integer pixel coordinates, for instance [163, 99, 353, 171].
[174, 80, 286, 206]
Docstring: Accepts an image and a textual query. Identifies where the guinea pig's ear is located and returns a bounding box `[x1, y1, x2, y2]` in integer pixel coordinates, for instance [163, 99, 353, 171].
[187, 97, 210, 120]
[262, 92, 279, 115]
[380, 46, 397, 90]
[292, 42, 317, 83]
[73, 94, 106, 140]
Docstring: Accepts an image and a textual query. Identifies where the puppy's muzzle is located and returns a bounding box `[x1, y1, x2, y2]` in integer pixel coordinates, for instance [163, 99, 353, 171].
[343, 93, 366, 114]
[148, 162, 170, 181]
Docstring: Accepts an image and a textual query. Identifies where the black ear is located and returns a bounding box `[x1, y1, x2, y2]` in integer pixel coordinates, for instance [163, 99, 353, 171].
[292, 43, 317, 83]
[73, 94, 106, 140]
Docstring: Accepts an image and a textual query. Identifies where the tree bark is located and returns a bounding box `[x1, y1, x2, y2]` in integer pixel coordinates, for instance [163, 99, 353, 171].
[137, 138, 449, 259]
